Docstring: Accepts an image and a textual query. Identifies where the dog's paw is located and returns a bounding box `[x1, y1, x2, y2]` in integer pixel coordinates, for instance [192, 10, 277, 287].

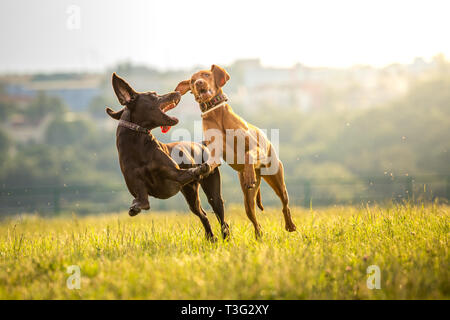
[128, 205, 141, 217]
[198, 163, 211, 175]
[207, 234, 218, 243]
[221, 224, 230, 240]
[190, 163, 211, 181]
[254, 228, 263, 239]
[285, 221, 297, 232]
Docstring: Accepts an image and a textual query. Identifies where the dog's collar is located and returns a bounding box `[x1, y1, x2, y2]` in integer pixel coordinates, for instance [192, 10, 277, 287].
[118, 119, 151, 135]
[199, 93, 228, 113]
[201, 101, 228, 118]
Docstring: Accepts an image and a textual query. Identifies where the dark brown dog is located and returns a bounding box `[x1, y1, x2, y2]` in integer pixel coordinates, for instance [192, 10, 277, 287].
[106, 73, 229, 241]
[175, 65, 296, 238]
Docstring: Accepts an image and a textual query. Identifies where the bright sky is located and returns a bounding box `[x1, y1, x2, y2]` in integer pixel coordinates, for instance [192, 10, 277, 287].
[0, 0, 449, 73]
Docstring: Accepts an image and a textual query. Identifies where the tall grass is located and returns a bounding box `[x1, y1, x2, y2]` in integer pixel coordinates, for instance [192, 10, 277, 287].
[0, 204, 448, 299]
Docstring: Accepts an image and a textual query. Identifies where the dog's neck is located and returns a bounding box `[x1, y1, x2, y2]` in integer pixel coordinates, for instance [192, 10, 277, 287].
[118, 119, 151, 135]
[118, 107, 155, 136]
[117, 108, 158, 149]
[199, 92, 228, 113]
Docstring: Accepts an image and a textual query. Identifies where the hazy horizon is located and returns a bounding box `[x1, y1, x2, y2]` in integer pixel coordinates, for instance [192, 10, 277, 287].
[1, 0, 450, 74]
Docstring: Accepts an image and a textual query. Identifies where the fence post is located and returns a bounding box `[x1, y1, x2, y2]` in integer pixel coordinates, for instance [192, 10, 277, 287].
[446, 176, 450, 201]
[53, 187, 60, 215]
[405, 176, 413, 200]
[303, 181, 311, 208]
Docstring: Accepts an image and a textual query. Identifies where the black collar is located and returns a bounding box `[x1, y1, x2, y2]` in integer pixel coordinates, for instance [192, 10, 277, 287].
[118, 119, 151, 135]
[199, 93, 228, 113]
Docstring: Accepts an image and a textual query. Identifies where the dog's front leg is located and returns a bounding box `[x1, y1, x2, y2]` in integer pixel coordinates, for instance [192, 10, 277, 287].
[242, 163, 257, 189]
[242, 149, 257, 189]
[126, 179, 150, 217]
[129, 197, 150, 216]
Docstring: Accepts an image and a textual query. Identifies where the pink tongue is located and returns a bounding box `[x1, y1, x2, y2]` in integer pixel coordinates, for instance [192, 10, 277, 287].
[161, 126, 171, 133]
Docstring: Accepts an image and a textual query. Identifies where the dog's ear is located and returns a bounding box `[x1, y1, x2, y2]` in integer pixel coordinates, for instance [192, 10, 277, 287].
[112, 73, 137, 105]
[211, 65, 230, 88]
[175, 80, 191, 95]
[106, 107, 125, 120]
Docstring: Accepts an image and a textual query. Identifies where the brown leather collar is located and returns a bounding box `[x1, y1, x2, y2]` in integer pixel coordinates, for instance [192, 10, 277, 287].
[199, 93, 228, 113]
[118, 119, 151, 135]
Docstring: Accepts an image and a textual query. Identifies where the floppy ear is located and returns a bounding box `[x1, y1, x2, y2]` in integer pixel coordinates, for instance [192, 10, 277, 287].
[175, 80, 191, 95]
[211, 64, 230, 88]
[106, 107, 125, 120]
[112, 73, 137, 105]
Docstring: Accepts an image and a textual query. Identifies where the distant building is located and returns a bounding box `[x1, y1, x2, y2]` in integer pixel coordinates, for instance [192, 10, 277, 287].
[2, 74, 102, 112]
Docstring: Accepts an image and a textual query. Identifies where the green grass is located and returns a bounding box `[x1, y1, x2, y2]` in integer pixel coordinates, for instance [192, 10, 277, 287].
[0, 204, 448, 299]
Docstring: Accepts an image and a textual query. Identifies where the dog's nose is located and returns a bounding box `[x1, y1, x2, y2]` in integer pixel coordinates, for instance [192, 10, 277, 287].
[195, 79, 206, 88]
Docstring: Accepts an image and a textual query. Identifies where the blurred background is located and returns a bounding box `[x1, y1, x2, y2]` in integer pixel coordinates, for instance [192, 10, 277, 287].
[0, 0, 449, 215]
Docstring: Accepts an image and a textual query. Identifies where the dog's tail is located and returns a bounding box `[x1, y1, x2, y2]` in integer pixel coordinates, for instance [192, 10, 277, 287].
[256, 188, 264, 211]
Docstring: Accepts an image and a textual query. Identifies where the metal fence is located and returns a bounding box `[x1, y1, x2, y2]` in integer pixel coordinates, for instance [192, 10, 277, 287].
[0, 175, 448, 216]
[284, 175, 449, 207]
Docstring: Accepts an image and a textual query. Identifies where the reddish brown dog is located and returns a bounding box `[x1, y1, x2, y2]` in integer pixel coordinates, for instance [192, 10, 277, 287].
[175, 65, 296, 238]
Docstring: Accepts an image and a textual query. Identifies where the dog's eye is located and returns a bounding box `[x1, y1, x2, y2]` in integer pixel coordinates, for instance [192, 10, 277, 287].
[204, 73, 209, 78]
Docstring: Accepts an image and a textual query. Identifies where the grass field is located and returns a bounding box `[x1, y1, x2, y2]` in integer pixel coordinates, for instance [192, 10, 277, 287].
[0, 204, 448, 299]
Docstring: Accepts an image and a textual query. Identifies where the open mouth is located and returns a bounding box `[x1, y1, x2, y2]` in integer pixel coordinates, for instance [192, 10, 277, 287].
[195, 89, 213, 103]
[159, 97, 180, 133]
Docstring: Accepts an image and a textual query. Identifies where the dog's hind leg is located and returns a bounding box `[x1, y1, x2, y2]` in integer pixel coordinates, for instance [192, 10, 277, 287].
[262, 160, 297, 232]
[200, 167, 230, 240]
[181, 183, 217, 242]
[239, 171, 263, 239]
